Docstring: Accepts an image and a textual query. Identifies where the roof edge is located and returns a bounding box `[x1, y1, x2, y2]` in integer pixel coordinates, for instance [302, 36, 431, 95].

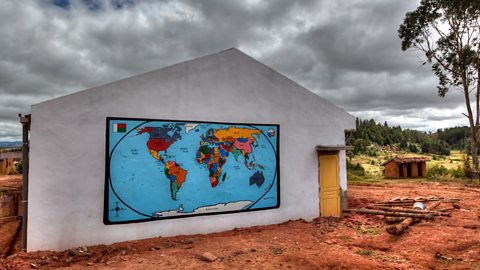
[31, 48, 241, 108]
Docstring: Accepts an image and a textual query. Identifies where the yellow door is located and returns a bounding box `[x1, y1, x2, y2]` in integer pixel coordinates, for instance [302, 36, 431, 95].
[319, 153, 340, 217]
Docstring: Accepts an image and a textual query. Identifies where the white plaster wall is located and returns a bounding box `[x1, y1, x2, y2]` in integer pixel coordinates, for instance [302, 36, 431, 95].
[339, 150, 347, 191]
[28, 49, 355, 251]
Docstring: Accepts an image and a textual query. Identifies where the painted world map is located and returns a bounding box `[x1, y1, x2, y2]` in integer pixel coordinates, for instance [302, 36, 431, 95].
[105, 118, 279, 224]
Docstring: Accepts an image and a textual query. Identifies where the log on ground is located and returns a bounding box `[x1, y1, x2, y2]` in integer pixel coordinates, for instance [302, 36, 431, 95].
[385, 200, 442, 235]
[368, 206, 451, 217]
[343, 209, 435, 220]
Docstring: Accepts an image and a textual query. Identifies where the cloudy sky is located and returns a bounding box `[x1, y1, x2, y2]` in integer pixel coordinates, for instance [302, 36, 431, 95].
[0, 0, 470, 141]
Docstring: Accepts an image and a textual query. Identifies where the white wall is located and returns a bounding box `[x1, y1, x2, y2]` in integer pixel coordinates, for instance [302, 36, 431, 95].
[28, 49, 355, 251]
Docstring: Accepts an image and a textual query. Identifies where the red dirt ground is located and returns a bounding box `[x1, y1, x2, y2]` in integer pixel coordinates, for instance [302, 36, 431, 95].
[1, 177, 480, 270]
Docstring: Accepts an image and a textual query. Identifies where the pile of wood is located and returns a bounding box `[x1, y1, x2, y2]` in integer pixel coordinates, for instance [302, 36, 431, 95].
[344, 196, 459, 235]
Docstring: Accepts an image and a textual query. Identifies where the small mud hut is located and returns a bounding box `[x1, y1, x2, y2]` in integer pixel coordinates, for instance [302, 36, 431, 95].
[383, 157, 429, 178]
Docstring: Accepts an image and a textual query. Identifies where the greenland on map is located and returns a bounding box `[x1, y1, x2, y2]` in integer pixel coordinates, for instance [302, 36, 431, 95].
[104, 117, 280, 224]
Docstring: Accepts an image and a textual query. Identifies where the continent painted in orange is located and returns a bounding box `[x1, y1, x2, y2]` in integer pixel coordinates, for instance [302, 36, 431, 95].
[213, 127, 261, 142]
[165, 161, 188, 200]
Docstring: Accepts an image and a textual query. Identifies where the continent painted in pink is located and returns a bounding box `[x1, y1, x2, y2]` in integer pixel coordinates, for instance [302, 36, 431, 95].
[233, 138, 254, 154]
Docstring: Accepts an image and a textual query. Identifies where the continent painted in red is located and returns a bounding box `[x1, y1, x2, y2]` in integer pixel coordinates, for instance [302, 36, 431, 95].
[137, 127, 153, 134]
[233, 138, 254, 154]
[147, 138, 175, 153]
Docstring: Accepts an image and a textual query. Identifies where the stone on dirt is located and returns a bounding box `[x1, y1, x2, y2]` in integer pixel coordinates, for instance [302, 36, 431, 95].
[68, 249, 78, 257]
[199, 252, 218, 262]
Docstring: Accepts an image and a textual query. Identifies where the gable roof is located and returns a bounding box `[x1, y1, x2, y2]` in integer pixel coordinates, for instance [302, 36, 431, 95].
[33, 48, 351, 118]
[31, 48, 355, 134]
[382, 156, 430, 166]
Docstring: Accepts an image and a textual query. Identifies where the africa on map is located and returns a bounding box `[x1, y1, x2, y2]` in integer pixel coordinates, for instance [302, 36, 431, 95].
[104, 117, 279, 224]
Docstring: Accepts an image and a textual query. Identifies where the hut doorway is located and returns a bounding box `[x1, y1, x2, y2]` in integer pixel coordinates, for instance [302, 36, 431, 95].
[406, 163, 412, 177]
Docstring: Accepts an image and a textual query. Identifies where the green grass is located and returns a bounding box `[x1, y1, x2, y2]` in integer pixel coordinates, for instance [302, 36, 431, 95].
[347, 176, 385, 185]
[355, 226, 382, 236]
[348, 149, 468, 181]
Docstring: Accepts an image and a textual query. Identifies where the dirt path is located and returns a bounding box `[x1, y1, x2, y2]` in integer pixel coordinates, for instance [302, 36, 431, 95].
[1, 180, 480, 270]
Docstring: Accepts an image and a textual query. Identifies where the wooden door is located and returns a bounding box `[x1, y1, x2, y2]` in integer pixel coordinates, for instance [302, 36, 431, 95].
[319, 153, 340, 217]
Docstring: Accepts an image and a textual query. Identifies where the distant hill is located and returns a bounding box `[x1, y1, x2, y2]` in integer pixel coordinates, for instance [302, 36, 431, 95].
[0, 141, 22, 149]
[347, 118, 451, 156]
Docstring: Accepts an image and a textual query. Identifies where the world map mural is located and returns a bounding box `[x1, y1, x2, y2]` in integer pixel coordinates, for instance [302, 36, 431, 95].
[104, 117, 280, 224]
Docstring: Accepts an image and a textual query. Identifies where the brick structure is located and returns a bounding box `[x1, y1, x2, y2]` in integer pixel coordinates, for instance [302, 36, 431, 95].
[383, 157, 429, 178]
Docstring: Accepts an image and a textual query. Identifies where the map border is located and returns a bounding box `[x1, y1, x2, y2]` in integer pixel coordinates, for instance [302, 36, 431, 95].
[104, 116, 281, 225]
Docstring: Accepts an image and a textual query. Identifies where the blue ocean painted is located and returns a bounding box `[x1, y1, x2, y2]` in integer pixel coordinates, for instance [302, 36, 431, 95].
[105, 118, 279, 224]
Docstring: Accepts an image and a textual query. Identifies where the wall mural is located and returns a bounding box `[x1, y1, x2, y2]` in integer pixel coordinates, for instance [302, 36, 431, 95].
[104, 117, 280, 224]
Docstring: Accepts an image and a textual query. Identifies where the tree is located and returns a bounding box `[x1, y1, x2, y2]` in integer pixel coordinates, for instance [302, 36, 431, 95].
[409, 143, 419, 153]
[399, 0, 480, 170]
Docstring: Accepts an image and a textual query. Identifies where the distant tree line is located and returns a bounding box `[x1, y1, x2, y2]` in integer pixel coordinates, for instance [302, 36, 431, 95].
[436, 127, 470, 150]
[347, 118, 451, 156]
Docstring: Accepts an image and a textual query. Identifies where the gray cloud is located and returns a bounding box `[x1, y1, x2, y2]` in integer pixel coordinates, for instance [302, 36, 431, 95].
[0, 0, 471, 141]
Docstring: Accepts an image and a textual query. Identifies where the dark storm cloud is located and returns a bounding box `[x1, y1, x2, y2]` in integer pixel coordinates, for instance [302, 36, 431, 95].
[298, 1, 421, 73]
[0, 0, 470, 141]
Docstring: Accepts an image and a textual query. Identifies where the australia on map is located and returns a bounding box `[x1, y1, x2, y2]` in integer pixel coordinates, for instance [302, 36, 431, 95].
[105, 117, 279, 224]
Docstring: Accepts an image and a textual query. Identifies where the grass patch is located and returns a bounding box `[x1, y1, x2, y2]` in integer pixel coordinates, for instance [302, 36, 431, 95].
[355, 249, 374, 256]
[338, 235, 353, 242]
[355, 226, 382, 236]
[349, 149, 473, 181]
[347, 174, 386, 185]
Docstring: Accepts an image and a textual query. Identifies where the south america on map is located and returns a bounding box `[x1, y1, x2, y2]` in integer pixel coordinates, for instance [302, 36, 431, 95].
[105, 118, 279, 224]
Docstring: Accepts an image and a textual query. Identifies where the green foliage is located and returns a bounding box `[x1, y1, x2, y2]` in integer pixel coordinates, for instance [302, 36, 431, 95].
[399, 0, 480, 170]
[437, 126, 470, 150]
[399, 0, 480, 95]
[347, 118, 450, 155]
[15, 161, 22, 174]
[347, 159, 365, 176]
[409, 143, 419, 153]
[421, 139, 450, 155]
[449, 166, 465, 178]
[349, 138, 370, 155]
[426, 165, 449, 179]
[366, 148, 378, 157]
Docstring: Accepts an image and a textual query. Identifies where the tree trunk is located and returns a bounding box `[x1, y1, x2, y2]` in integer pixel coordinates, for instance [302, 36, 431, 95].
[471, 131, 478, 171]
[475, 57, 480, 171]
[369, 206, 451, 216]
[385, 217, 408, 224]
[385, 201, 441, 235]
[463, 78, 478, 171]
[344, 209, 435, 219]
[386, 217, 414, 235]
